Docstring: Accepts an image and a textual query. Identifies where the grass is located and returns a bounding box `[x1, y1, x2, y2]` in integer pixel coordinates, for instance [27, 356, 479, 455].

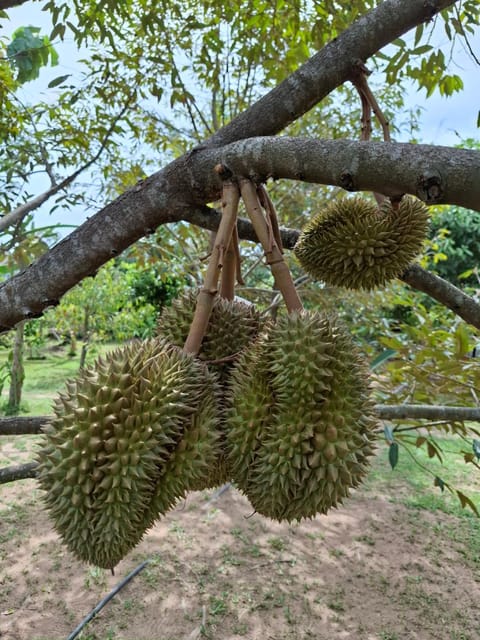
[0, 341, 120, 416]
[369, 435, 480, 518]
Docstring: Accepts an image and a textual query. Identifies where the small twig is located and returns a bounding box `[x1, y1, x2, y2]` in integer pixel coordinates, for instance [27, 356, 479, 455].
[249, 559, 296, 570]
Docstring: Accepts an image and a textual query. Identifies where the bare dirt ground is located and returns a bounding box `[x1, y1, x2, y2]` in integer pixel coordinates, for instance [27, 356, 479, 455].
[0, 441, 479, 640]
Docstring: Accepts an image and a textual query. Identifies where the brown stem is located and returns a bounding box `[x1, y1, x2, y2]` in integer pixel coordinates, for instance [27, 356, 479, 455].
[240, 179, 303, 314]
[233, 226, 245, 285]
[183, 179, 240, 354]
[257, 185, 284, 253]
[352, 65, 388, 206]
[219, 232, 237, 300]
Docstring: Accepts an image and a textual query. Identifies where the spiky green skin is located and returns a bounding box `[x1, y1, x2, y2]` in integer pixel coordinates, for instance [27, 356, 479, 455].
[37, 338, 220, 569]
[157, 290, 263, 381]
[157, 291, 264, 488]
[226, 312, 376, 522]
[294, 196, 429, 289]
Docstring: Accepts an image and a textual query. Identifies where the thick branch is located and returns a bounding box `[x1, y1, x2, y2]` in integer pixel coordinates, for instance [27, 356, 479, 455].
[375, 404, 480, 422]
[0, 415, 49, 435]
[204, 138, 480, 210]
[0, 461, 37, 484]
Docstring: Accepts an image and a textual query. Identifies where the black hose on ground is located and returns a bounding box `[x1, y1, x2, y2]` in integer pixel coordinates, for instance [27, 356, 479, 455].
[66, 560, 150, 640]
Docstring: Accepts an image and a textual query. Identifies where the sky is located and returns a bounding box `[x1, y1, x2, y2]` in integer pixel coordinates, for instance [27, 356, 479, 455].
[1, 2, 479, 235]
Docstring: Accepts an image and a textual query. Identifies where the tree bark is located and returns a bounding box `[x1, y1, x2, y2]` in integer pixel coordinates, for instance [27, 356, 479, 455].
[6, 321, 25, 415]
[375, 404, 480, 422]
[0, 0, 463, 331]
[0, 461, 37, 484]
[0, 0, 29, 9]
[0, 415, 50, 435]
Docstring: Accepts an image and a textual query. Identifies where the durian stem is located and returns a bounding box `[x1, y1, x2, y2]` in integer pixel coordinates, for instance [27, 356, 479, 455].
[352, 64, 389, 207]
[183, 181, 240, 355]
[219, 231, 237, 300]
[257, 185, 284, 253]
[240, 179, 303, 314]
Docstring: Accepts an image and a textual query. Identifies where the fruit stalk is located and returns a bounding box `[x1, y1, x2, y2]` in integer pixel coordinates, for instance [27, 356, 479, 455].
[240, 179, 303, 314]
[183, 180, 240, 354]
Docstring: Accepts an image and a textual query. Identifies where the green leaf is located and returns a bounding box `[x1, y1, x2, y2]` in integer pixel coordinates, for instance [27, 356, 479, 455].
[456, 490, 480, 516]
[384, 425, 394, 444]
[388, 442, 399, 470]
[434, 476, 445, 492]
[370, 348, 396, 370]
[47, 74, 71, 88]
[473, 440, 480, 460]
[477, 110, 480, 128]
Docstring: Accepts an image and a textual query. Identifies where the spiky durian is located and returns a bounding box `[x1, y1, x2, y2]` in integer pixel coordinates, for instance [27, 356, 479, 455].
[294, 196, 429, 289]
[226, 311, 376, 521]
[37, 338, 220, 569]
[157, 291, 264, 488]
[157, 290, 263, 382]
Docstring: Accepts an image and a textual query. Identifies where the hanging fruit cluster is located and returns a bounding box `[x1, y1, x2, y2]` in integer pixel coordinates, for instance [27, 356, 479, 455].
[37, 168, 429, 570]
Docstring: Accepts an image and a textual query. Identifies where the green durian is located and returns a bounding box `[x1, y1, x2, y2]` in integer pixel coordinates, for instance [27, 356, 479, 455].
[294, 196, 429, 289]
[226, 311, 376, 522]
[157, 290, 263, 382]
[37, 338, 220, 569]
[157, 291, 264, 488]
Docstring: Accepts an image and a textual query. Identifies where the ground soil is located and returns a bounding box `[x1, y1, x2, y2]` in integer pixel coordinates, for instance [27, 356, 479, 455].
[0, 446, 478, 640]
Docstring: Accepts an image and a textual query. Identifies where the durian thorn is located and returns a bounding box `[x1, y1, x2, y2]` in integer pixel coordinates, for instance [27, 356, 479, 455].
[240, 179, 303, 314]
[257, 184, 284, 253]
[205, 350, 242, 365]
[183, 180, 240, 355]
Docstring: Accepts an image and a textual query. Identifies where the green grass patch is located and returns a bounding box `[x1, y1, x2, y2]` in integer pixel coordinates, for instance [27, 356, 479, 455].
[369, 436, 480, 519]
[0, 342, 120, 416]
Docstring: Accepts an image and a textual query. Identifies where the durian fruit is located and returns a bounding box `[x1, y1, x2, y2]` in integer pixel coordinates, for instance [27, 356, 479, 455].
[157, 291, 264, 489]
[226, 311, 376, 521]
[37, 338, 220, 569]
[157, 290, 263, 382]
[294, 196, 429, 289]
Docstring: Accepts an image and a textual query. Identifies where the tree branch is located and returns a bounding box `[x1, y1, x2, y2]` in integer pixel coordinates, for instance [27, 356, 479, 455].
[0, 415, 49, 435]
[401, 264, 480, 329]
[0, 461, 37, 484]
[205, 0, 458, 147]
[375, 404, 480, 422]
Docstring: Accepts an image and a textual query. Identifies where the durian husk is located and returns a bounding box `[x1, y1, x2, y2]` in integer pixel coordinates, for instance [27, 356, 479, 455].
[226, 311, 376, 522]
[157, 290, 264, 488]
[37, 338, 221, 569]
[157, 290, 263, 381]
[294, 196, 429, 289]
